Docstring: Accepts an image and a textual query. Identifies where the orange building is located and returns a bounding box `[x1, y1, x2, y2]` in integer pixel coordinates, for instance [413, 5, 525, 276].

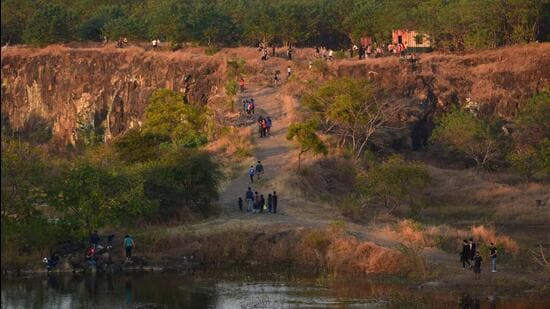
[392, 29, 431, 50]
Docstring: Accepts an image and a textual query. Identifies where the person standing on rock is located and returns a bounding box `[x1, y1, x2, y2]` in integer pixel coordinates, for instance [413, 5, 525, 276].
[248, 166, 255, 183]
[460, 239, 471, 269]
[246, 187, 254, 212]
[123, 235, 135, 262]
[272, 191, 278, 213]
[489, 243, 498, 272]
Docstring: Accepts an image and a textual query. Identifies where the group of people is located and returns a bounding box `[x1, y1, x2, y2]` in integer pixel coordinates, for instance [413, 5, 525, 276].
[242, 97, 255, 114]
[151, 38, 161, 49]
[240, 187, 279, 214]
[116, 37, 128, 48]
[257, 116, 272, 137]
[352, 44, 384, 59]
[258, 42, 276, 60]
[248, 161, 263, 183]
[314, 46, 334, 60]
[460, 238, 498, 277]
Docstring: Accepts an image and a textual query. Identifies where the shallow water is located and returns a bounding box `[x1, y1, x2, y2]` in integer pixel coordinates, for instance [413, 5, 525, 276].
[1, 272, 548, 308]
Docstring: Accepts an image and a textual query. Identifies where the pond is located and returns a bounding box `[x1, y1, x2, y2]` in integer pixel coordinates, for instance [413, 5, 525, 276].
[1, 272, 548, 308]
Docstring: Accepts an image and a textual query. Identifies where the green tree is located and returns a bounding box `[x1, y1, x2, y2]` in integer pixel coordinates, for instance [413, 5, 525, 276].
[143, 89, 208, 147]
[359, 155, 430, 214]
[286, 120, 328, 171]
[22, 4, 76, 45]
[508, 89, 550, 178]
[431, 107, 505, 168]
[50, 160, 152, 236]
[143, 149, 221, 218]
[113, 129, 170, 164]
[302, 78, 398, 157]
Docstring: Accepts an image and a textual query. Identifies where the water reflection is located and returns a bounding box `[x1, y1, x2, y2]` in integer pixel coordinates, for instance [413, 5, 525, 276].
[1, 273, 549, 308]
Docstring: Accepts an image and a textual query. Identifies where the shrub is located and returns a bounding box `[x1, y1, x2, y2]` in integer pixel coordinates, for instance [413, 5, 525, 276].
[113, 129, 170, 163]
[143, 149, 221, 218]
[359, 155, 430, 214]
[431, 106, 506, 168]
[143, 89, 208, 145]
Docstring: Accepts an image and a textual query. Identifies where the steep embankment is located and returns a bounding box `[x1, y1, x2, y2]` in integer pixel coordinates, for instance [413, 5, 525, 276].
[1, 45, 223, 144]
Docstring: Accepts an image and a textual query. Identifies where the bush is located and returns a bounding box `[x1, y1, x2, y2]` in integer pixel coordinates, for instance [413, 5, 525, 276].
[143, 89, 208, 145]
[143, 149, 221, 218]
[113, 129, 170, 163]
[359, 155, 430, 214]
[431, 106, 506, 168]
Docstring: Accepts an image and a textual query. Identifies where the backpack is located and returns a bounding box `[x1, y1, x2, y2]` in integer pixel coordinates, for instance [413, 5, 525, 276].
[249, 168, 255, 175]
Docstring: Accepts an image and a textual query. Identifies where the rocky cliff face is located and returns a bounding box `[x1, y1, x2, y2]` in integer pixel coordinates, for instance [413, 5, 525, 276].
[334, 43, 550, 149]
[1, 46, 223, 145]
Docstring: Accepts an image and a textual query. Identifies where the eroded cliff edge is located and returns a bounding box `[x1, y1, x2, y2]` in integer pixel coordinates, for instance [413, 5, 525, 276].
[1, 46, 223, 144]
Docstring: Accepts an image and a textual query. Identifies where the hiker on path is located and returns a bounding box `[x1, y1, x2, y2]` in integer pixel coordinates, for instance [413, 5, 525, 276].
[473, 251, 482, 278]
[255, 161, 264, 179]
[258, 116, 264, 137]
[272, 45, 276, 56]
[489, 243, 498, 272]
[268, 194, 273, 213]
[469, 238, 476, 262]
[239, 78, 245, 93]
[328, 49, 333, 60]
[358, 45, 364, 59]
[246, 187, 254, 212]
[243, 99, 249, 114]
[274, 71, 280, 86]
[254, 192, 260, 213]
[315, 46, 320, 58]
[460, 239, 471, 268]
[238, 197, 243, 211]
[266, 117, 272, 136]
[123, 235, 135, 262]
[250, 98, 255, 114]
[248, 166, 255, 183]
[287, 66, 292, 78]
[90, 230, 100, 248]
[259, 194, 266, 213]
[272, 191, 278, 213]
[260, 118, 267, 137]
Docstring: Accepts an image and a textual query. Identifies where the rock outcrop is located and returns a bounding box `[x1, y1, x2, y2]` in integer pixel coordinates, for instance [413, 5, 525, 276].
[334, 43, 550, 149]
[1, 46, 223, 145]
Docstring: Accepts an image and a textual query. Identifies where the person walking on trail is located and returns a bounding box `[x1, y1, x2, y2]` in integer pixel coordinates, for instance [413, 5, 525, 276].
[258, 116, 264, 137]
[239, 78, 245, 93]
[272, 191, 278, 213]
[248, 165, 255, 183]
[260, 118, 267, 137]
[246, 187, 254, 212]
[259, 194, 266, 213]
[266, 117, 272, 136]
[243, 99, 249, 113]
[254, 191, 260, 213]
[238, 197, 243, 211]
[460, 239, 471, 269]
[250, 98, 255, 114]
[90, 230, 100, 248]
[255, 161, 264, 179]
[123, 235, 135, 262]
[268, 193, 273, 213]
[473, 251, 482, 278]
[287, 66, 292, 78]
[489, 243, 498, 272]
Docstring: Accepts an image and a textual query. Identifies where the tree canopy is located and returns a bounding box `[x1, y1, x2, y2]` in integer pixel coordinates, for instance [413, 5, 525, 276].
[2, 0, 546, 49]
